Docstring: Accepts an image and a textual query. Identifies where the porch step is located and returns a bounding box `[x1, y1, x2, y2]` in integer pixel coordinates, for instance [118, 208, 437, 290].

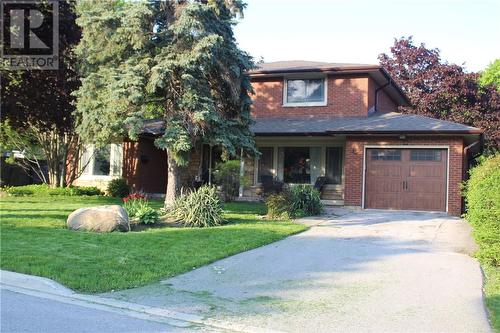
[320, 185, 343, 201]
[321, 194, 343, 200]
[321, 199, 344, 206]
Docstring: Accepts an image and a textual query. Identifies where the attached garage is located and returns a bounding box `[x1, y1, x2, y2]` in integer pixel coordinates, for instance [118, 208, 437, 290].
[364, 147, 448, 212]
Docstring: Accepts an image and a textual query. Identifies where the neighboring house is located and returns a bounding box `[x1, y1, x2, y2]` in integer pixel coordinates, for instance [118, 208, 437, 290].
[70, 61, 483, 216]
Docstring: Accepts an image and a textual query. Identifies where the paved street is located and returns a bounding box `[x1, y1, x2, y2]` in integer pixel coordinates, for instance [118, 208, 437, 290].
[0, 289, 189, 333]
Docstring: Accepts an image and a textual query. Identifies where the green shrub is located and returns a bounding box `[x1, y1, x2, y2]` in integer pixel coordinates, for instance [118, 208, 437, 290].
[464, 154, 500, 266]
[5, 187, 34, 196]
[170, 185, 224, 227]
[213, 160, 248, 202]
[122, 193, 159, 224]
[289, 185, 323, 217]
[107, 178, 130, 198]
[4, 184, 103, 196]
[135, 205, 160, 224]
[74, 186, 103, 196]
[266, 185, 323, 220]
[266, 193, 292, 219]
[48, 187, 78, 196]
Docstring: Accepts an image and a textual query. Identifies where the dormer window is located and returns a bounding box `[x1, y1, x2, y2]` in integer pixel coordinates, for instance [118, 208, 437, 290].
[284, 77, 327, 106]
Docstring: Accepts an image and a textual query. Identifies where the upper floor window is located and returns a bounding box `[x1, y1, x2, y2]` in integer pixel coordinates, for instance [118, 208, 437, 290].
[284, 78, 327, 106]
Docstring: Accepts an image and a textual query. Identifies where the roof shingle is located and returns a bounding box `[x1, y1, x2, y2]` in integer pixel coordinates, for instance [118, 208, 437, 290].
[141, 112, 481, 136]
[250, 112, 482, 135]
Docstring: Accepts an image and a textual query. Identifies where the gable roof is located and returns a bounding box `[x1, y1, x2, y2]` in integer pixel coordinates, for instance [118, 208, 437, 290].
[250, 112, 482, 135]
[249, 60, 410, 106]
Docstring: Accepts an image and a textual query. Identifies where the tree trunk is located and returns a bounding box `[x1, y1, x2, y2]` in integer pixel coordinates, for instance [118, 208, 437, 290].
[164, 149, 181, 207]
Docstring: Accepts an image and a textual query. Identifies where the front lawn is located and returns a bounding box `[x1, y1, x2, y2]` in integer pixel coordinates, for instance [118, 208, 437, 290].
[0, 196, 306, 293]
[483, 265, 500, 331]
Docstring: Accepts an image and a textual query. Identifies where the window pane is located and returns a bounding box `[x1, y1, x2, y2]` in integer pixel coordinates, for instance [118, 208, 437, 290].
[258, 147, 274, 183]
[309, 147, 322, 184]
[326, 147, 343, 184]
[286, 79, 325, 103]
[80, 146, 93, 175]
[410, 149, 442, 161]
[306, 79, 324, 102]
[283, 147, 310, 183]
[93, 146, 111, 176]
[111, 144, 123, 176]
[287, 80, 306, 103]
[371, 149, 401, 161]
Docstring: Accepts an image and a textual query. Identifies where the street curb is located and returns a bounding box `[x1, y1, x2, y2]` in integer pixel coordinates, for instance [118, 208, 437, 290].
[0, 270, 283, 333]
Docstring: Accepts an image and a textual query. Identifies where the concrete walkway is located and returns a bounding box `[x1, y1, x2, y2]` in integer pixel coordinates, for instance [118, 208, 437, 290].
[102, 209, 491, 333]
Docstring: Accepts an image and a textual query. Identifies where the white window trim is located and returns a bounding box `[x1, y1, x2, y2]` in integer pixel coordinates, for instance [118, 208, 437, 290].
[283, 76, 328, 107]
[361, 145, 450, 213]
[78, 144, 123, 180]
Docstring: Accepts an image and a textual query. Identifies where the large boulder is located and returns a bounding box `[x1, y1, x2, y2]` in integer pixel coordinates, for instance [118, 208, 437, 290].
[67, 205, 130, 232]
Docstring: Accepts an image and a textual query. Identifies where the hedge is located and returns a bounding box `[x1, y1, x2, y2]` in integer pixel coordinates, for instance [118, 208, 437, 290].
[464, 154, 500, 266]
[3, 184, 103, 197]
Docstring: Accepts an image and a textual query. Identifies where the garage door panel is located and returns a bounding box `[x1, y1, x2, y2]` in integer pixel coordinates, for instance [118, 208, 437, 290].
[409, 165, 445, 178]
[365, 148, 447, 212]
[371, 179, 402, 193]
[367, 165, 402, 177]
[367, 194, 401, 210]
[402, 193, 446, 211]
[407, 179, 446, 194]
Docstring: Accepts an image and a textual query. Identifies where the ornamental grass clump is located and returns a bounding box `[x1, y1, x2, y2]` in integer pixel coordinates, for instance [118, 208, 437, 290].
[266, 185, 323, 220]
[289, 185, 323, 217]
[170, 186, 224, 227]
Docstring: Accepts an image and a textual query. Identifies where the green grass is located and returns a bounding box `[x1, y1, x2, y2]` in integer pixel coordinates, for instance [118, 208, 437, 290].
[0, 196, 306, 293]
[483, 264, 500, 331]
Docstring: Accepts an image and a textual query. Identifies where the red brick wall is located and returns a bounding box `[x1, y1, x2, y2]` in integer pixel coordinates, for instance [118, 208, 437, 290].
[251, 75, 370, 118]
[123, 138, 167, 194]
[118, 139, 203, 194]
[377, 90, 398, 113]
[367, 79, 398, 113]
[344, 136, 464, 216]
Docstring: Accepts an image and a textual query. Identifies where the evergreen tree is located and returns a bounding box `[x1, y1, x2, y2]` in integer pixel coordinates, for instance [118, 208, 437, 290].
[75, 0, 256, 205]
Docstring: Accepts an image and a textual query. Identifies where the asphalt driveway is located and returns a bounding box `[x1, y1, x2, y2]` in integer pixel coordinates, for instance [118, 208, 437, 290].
[105, 209, 491, 333]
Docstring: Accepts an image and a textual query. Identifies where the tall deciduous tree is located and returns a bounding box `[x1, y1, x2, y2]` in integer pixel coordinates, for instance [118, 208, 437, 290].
[379, 37, 500, 151]
[480, 59, 500, 92]
[75, 0, 256, 206]
[1, 1, 82, 187]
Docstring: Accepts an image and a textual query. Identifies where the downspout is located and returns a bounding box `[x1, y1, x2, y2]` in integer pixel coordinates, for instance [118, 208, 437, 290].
[374, 81, 391, 113]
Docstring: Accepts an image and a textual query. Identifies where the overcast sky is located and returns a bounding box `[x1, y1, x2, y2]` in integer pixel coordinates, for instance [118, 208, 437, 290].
[234, 0, 500, 72]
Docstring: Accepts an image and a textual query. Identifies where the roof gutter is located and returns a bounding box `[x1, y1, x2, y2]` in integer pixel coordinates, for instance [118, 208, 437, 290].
[255, 130, 483, 137]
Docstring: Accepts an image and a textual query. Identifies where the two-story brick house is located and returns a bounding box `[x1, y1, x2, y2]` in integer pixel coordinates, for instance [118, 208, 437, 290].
[71, 61, 483, 216]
